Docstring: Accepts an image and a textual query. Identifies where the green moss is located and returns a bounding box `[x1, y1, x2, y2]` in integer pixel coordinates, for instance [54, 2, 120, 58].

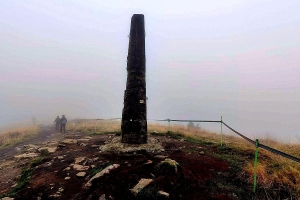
[30, 157, 44, 168]
[0, 168, 33, 198]
[156, 159, 180, 175]
[90, 162, 112, 177]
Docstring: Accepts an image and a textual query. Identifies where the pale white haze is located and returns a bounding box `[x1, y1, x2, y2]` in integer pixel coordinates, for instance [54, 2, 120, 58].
[1, 1, 300, 142]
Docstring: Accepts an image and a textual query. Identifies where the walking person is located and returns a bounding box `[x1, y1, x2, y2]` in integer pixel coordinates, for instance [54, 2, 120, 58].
[54, 116, 60, 131]
[60, 115, 68, 134]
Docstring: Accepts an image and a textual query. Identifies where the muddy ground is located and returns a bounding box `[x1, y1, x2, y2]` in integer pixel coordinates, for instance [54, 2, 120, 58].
[0, 126, 247, 200]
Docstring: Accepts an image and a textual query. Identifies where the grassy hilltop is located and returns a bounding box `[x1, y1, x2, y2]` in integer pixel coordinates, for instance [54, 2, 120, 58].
[0, 119, 299, 199]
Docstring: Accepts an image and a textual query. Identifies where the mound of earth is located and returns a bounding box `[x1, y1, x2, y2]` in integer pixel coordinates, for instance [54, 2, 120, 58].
[0, 127, 243, 200]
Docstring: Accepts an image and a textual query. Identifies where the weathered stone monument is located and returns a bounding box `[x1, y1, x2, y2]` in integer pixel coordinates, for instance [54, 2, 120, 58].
[121, 14, 147, 144]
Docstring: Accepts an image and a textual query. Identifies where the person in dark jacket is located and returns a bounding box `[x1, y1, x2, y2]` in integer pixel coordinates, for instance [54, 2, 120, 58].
[60, 115, 67, 133]
[54, 116, 60, 131]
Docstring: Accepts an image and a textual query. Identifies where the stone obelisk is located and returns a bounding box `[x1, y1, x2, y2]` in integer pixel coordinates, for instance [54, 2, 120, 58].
[121, 14, 147, 144]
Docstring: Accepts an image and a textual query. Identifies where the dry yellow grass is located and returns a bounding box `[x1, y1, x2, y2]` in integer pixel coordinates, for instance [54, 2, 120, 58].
[67, 119, 121, 134]
[0, 125, 39, 148]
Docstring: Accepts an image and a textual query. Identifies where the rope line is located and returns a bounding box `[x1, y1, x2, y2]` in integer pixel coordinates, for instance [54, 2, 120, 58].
[222, 122, 255, 145]
[258, 143, 300, 163]
[150, 119, 221, 123]
[222, 121, 300, 163]
[84, 117, 300, 163]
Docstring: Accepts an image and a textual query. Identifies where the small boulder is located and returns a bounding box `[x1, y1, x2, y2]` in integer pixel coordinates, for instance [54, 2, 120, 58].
[78, 138, 90, 142]
[38, 147, 57, 153]
[76, 172, 86, 177]
[158, 190, 169, 198]
[85, 164, 120, 187]
[1, 197, 15, 200]
[75, 157, 86, 164]
[144, 160, 153, 165]
[130, 178, 153, 196]
[15, 147, 21, 152]
[157, 158, 180, 174]
[99, 194, 106, 200]
[63, 167, 70, 171]
[73, 164, 89, 171]
[62, 139, 78, 144]
[14, 153, 39, 159]
[92, 157, 99, 161]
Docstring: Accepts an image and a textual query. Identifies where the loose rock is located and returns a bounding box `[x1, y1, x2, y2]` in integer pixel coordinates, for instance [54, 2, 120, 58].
[157, 158, 180, 174]
[78, 139, 90, 142]
[99, 194, 106, 200]
[144, 160, 153, 165]
[62, 139, 78, 144]
[158, 190, 169, 198]
[85, 164, 120, 187]
[63, 167, 70, 171]
[75, 157, 86, 164]
[1, 197, 15, 200]
[76, 172, 86, 177]
[38, 147, 57, 153]
[130, 178, 153, 196]
[14, 153, 39, 159]
[73, 164, 89, 171]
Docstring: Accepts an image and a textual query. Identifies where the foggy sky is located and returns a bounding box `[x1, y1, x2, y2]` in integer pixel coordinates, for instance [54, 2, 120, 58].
[1, 1, 300, 142]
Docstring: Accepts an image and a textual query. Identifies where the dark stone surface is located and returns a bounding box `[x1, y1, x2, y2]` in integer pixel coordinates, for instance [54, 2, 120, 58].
[121, 14, 147, 144]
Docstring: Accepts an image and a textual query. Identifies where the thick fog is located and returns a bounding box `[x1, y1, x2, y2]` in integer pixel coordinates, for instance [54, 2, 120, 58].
[1, 1, 300, 142]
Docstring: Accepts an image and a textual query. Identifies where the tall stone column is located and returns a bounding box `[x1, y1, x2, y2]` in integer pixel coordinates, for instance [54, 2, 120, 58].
[121, 14, 147, 144]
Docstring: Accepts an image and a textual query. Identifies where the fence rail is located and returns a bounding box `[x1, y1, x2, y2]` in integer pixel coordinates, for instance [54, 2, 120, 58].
[148, 118, 300, 164]
[87, 116, 300, 192]
[83, 117, 300, 164]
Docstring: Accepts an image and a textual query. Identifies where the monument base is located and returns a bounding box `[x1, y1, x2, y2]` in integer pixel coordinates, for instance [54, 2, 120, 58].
[121, 133, 147, 144]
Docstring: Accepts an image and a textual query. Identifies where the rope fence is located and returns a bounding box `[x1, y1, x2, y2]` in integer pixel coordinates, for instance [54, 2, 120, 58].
[80, 116, 300, 192]
[148, 117, 300, 192]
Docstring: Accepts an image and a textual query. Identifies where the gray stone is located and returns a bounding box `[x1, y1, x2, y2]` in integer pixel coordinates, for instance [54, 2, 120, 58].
[63, 167, 70, 171]
[38, 147, 57, 153]
[144, 160, 153, 165]
[14, 153, 39, 159]
[99, 194, 106, 200]
[62, 139, 77, 144]
[130, 178, 153, 196]
[157, 158, 180, 174]
[73, 164, 89, 171]
[75, 157, 86, 164]
[15, 147, 21, 152]
[76, 172, 86, 177]
[78, 139, 90, 142]
[158, 190, 169, 198]
[85, 164, 120, 187]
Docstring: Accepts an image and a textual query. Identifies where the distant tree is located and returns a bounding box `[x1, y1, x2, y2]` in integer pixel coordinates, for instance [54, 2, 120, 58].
[31, 116, 36, 126]
[187, 121, 195, 129]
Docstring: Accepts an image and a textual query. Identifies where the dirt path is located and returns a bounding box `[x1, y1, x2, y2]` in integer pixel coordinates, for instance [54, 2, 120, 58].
[0, 125, 63, 161]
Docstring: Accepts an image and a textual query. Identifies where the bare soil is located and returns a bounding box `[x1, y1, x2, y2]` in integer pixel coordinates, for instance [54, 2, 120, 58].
[0, 126, 245, 200]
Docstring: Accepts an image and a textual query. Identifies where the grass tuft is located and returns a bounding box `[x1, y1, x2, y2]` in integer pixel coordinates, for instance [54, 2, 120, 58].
[0, 125, 39, 149]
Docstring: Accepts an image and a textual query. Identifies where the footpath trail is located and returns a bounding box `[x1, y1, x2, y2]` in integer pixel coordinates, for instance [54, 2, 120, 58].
[0, 125, 63, 161]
